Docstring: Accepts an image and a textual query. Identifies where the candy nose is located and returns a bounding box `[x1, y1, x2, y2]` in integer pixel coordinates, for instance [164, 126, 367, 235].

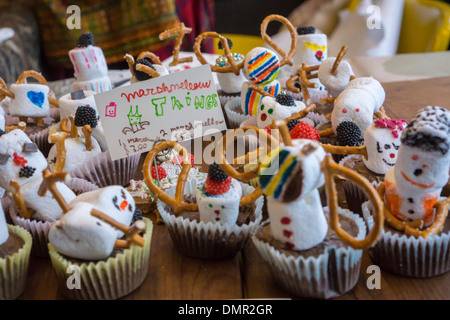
[214, 210, 220, 216]
[120, 200, 128, 211]
[261, 113, 267, 122]
[390, 153, 395, 158]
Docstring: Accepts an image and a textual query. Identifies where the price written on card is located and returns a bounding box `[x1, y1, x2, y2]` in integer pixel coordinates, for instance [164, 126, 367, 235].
[95, 65, 227, 160]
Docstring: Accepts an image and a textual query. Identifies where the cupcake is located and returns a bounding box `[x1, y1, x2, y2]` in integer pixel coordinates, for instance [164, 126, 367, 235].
[145, 140, 263, 259]
[0, 202, 32, 300]
[46, 180, 152, 299]
[339, 119, 406, 213]
[0, 129, 76, 257]
[362, 106, 450, 278]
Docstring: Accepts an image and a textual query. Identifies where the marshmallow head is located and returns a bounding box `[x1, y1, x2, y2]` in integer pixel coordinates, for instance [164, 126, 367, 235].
[257, 96, 306, 128]
[0, 129, 47, 189]
[363, 119, 406, 174]
[9, 84, 50, 118]
[259, 139, 326, 203]
[58, 91, 98, 121]
[241, 80, 281, 116]
[49, 202, 117, 261]
[318, 57, 353, 96]
[243, 47, 280, 85]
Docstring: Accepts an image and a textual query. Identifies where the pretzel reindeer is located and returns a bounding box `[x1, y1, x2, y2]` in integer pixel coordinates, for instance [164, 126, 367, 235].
[0, 71, 59, 127]
[124, 51, 168, 83]
[41, 168, 146, 260]
[217, 122, 384, 250]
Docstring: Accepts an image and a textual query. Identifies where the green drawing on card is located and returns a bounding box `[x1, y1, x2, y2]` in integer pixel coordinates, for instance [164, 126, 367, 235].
[127, 105, 142, 126]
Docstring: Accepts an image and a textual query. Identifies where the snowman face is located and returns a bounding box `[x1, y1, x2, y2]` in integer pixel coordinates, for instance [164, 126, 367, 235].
[363, 121, 405, 174]
[243, 47, 280, 85]
[0, 129, 47, 189]
[395, 144, 450, 192]
[257, 96, 306, 128]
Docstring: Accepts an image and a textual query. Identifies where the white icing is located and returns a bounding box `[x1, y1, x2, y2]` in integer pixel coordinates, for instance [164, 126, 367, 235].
[48, 202, 117, 261]
[318, 57, 353, 97]
[257, 96, 306, 128]
[9, 83, 50, 117]
[58, 90, 98, 121]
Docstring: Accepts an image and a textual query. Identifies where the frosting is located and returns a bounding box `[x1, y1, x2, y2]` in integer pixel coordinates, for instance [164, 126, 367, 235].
[318, 57, 353, 97]
[9, 83, 50, 118]
[385, 106, 450, 226]
[257, 96, 306, 128]
[331, 77, 385, 135]
[363, 119, 406, 174]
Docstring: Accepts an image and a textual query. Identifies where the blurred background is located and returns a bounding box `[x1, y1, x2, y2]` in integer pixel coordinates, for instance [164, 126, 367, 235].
[0, 0, 449, 83]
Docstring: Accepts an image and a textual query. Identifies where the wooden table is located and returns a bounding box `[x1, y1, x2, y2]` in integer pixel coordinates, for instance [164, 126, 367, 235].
[18, 77, 450, 300]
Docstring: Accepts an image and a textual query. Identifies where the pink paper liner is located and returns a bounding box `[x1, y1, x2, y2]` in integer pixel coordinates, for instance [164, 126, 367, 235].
[70, 151, 141, 188]
[6, 177, 99, 258]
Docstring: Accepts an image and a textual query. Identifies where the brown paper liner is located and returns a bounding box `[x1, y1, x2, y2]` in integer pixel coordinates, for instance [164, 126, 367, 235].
[29, 127, 52, 158]
[0, 224, 32, 300]
[363, 201, 450, 278]
[48, 217, 153, 300]
[70, 151, 141, 188]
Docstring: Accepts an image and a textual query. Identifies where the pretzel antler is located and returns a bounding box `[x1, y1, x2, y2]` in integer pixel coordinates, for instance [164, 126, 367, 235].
[322, 154, 384, 249]
[49, 132, 69, 173]
[331, 45, 348, 75]
[91, 208, 146, 248]
[194, 32, 244, 75]
[124, 54, 135, 76]
[137, 51, 162, 65]
[0, 77, 14, 101]
[159, 23, 193, 66]
[82, 125, 93, 151]
[261, 14, 298, 67]
[8, 180, 35, 219]
[38, 168, 72, 213]
[135, 63, 160, 78]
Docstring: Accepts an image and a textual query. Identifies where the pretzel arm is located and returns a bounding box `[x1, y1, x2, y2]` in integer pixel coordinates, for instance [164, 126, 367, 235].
[124, 54, 135, 76]
[321, 144, 368, 160]
[8, 180, 34, 219]
[286, 74, 300, 93]
[137, 51, 162, 65]
[285, 103, 317, 122]
[136, 64, 160, 78]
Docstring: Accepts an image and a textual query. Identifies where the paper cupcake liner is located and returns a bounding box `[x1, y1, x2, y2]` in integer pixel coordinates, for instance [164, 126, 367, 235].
[362, 201, 450, 278]
[70, 151, 141, 188]
[157, 179, 264, 260]
[252, 207, 366, 299]
[219, 93, 239, 107]
[0, 224, 32, 300]
[48, 217, 153, 300]
[29, 127, 52, 158]
[224, 97, 253, 129]
[49, 107, 60, 123]
[7, 178, 100, 258]
[305, 112, 329, 129]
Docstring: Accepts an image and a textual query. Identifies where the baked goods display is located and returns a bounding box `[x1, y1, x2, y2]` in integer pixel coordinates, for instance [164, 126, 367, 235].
[0, 11, 448, 301]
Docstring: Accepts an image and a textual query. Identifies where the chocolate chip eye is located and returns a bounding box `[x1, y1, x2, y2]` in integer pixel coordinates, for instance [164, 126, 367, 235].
[0, 153, 10, 165]
[22, 143, 38, 153]
[384, 144, 391, 150]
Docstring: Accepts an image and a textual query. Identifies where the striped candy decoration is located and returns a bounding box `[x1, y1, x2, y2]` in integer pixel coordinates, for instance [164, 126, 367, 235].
[246, 49, 280, 85]
[244, 81, 280, 116]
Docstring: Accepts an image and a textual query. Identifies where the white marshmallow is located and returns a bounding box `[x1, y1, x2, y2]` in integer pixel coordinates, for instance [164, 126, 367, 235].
[240, 80, 281, 116]
[0, 203, 8, 246]
[9, 83, 50, 118]
[58, 91, 98, 121]
[318, 57, 353, 97]
[243, 47, 280, 84]
[47, 136, 101, 173]
[48, 202, 117, 261]
[217, 70, 247, 94]
[0, 113, 4, 132]
[196, 178, 242, 226]
[72, 76, 111, 94]
[70, 186, 135, 237]
[130, 64, 170, 84]
[257, 96, 306, 128]
[69, 46, 108, 81]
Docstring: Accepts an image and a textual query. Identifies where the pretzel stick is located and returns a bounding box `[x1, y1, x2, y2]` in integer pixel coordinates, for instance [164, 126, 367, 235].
[300, 63, 320, 89]
[143, 140, 196, 214]
[135, 63, 160, 78]
[82, 125, 93, 151]
[137, 51, 162, 65]
[38, 168, 71, 213]
[124, 54, 135, 76]
[49, 132, 69, 173]
[159, 23, 193, 66]
[247, 83, 274, 98]
[5, 122, 27, 132]
[321, 97, 337, 105]
[0, 77, 14, 100]
[194, 32, 244, 75]
[322, 154, 384, 249]
[405, 199, 449, 238]
[48, 97, 59, 108]
[8, 180, 34, 219]
[272, 119, 292, 146]
[374, 106, 389, 120]
[68, 115, 78, 138]
[319, 128, 334, 137]
[60, 118, 71, 134]
[331, 45, 348, 75]
[377, 183, 430, 232]
[91, 208, 146, 248]
[286, 74, 300, 94]
[321, 143, 368, 160]
[261, 14, 297, 67]
[285, 103, 317, 122]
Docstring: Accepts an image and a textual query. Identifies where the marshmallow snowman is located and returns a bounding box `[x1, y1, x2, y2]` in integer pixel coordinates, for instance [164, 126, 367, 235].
[258, 139, 328, 250]
[257, 96, 306, 128]
[130, 64, 169, 84]
[48, 202, 118, 261]
[0, 130, 76, 221]
[363, 119, 407, 174]
[318, 57, 354, 97]
[196, 178, 242, 226]
[58, 91, 99, 121]
[0, 109, 4, 132]
[331, 77, 385, 136]
[9, 83, 50, 118]
[0, 202, 8, 246]
[385, 106, 450, 227]
[70, 186, 135, 237]
[241, 47, 281, 115]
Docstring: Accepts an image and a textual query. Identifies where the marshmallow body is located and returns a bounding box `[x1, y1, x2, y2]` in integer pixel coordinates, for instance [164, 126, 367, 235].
[48, 202, 117, 261]
[73, 76, 111, 94]
[318, 57, 353, 97]
[0, 204, 8, 246]
[257, 96, 305, 128]
[9, 84, 50, 118]
[217, 70, 247, 94]
[196, 178, 242, 226]
[58, 91, 98, 121]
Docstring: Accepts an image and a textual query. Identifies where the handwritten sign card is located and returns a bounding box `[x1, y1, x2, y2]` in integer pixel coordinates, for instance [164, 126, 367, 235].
[95, 65, 227, 160]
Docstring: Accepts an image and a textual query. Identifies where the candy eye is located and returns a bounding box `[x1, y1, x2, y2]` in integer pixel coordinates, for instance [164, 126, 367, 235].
[422, 164, 428, 169]
[342, 108, 347, 114]
[356, 108, 360, 112]
[221, 205, 225, 209]
[268, 108, 273, 115]
[261, 105, 265, 111]
[412, 155, 419, 160]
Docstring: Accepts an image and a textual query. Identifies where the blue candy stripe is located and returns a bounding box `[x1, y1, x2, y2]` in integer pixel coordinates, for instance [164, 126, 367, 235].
[249, 56, 277, 78]
[259, 149, 290, 189]
[273, 158, 298, 199]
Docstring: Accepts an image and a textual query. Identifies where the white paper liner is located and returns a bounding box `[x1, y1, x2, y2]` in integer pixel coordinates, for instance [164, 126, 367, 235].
[305, 111, 329, 129]
[70, 151, 141, 188]
[219, 93, 239, 107]
[224, 97, 253, 129]
[252, 207, 366, 299]
[157, 178, 264, 260]
[7, 177, 100, 258]
[362, 200, 450, 278]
